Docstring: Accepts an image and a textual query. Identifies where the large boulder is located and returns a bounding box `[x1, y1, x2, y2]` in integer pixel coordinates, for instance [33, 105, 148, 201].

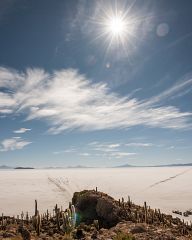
[72, 190, 122, 228]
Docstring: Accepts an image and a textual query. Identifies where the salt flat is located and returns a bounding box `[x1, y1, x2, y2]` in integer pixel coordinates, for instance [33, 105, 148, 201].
[0, 167, 192, 221]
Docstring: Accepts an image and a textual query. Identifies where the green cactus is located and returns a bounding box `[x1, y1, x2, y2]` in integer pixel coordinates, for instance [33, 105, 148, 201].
[61, 205, 76, 236]
[55, 204, 61, 230]
[36, 212, 41, 236]
[46, 209, 49, 221]
[1, 213, 3, 228]
[26, 212, 29, 225]
[35, 199, 37, 216]
[32, 208, 41, 236]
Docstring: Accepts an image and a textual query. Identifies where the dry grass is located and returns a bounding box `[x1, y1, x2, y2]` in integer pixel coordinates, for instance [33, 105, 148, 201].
[113, 232, 135, 240]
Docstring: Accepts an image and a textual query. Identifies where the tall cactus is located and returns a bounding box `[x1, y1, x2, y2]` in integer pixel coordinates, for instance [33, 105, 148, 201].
[32, 200, 41, 236]
[144, 201, 148, 224]
[55, 204, 60, 230]
[26, 212, 29, 225]
[71, 205, 76, 227]
[36, 212, 41, 236]
[46, 209, 49, 221]
[61, 204, 76, 236]
[35, 200, 38, 216]
[1, 213, 4, 228]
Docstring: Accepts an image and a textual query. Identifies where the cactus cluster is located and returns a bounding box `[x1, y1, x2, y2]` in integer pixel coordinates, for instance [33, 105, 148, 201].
[32, 200, 76, 235]
[61, 205, 76, 235]
[117, 196, 191, 235]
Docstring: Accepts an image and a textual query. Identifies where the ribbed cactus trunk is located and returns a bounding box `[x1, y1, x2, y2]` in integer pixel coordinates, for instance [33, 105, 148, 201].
[144, 201, 148, 224]
[35, 200, 38, 216]
[37, 213, 41, 236]
[55, 204, 60, 230]
[46, 209, 49, 221]
[1, 214, 3, 228]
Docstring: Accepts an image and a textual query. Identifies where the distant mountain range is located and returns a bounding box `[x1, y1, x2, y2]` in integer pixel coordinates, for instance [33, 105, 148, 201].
[1, 163, 192, 169]
[114, 164, 134, 168]
[115, 163, 192, 168]
[0, 165, 34, 169]
[0, 165, 13, 169]
[14, 167, 34, 169]
[45, 165, 89, 169]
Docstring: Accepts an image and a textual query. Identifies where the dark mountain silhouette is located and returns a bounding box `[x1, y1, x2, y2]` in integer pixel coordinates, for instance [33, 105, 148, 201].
[0, 165, 13, 169]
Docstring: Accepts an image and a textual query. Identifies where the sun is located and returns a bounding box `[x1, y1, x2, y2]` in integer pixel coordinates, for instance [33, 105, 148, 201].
[107, 16, 126, 36]
[91, 2, 139, 54]
[101, 11, 136, 52]
[102, 12, 133, 50]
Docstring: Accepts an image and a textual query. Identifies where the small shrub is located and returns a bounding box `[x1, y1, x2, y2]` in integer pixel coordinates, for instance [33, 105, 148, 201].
[63, 236, 74, 240]
[113, 232, 135, 240]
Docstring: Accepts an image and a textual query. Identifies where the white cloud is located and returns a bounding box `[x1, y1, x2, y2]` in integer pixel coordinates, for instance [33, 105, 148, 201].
[53, 151, 63, 155]
[52, 142, 137, 159]
[79, 153, 90, 156]
[94, 146, 119, 153]
[0, 67, 191, 133]
[88, 141, 99, 146]
[110, 152, 137, 159]
[90, 142, 121, 152]
[53, 151, 62, 155]
[13, 128, 31, 134]
[167, 146, 175, 149]
[63, 148, 76, 153]
[53, 148, 76, 154]
[107, 144, 120, 148]
[53, 149, 90, 157]
[86, 142, 136, 159]
[0, 109, 12, 114]
[146, 77, 192, 106]
[125, 143, 153, 147]
[0, 93, 14, 106]
[0, 137, 32, 152]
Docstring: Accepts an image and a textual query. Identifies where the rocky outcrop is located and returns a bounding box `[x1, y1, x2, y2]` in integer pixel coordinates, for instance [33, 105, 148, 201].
[72, 190, 122, 228]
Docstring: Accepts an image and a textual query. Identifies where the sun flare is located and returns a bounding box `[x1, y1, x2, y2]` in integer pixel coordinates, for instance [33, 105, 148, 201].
[102, 12, 134, 51]
[91, 2, 139, 54]
[107, 16, 126, 36]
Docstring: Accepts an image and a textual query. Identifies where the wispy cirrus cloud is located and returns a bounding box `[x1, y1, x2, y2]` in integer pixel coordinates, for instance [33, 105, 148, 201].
[89, 141, 154, 148]
[53, 142, 137, 159]
[0, 137, 32, 152]
[91, 142, 120, 153]
[79, 152, 90, 156]
[53, 147, 77, 155]
[0, 67, 191, 133]
[13, 128, 31, 134]
[87, 141, 137, 159]
[109, 152, 137, 159]
[125, 142, 153, 147]
[146, 77, 192, 106]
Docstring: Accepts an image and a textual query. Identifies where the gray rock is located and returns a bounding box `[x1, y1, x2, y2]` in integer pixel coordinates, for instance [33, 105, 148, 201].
[72, 190, 121, 228]
[130, 224, 146, 234]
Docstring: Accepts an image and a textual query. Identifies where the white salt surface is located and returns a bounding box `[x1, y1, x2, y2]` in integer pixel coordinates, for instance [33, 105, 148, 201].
[0, 167, 192, 221]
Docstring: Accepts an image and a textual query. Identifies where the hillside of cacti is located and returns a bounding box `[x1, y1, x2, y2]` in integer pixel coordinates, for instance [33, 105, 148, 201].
[0, 189, 192, 239]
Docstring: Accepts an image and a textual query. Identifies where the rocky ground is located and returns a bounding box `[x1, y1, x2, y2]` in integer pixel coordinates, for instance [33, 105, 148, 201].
[0, 190, 192, 239]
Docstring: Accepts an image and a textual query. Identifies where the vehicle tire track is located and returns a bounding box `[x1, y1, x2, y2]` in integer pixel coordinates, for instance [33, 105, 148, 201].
[149, 167, 192, 188]
[48, 176, 72, 200]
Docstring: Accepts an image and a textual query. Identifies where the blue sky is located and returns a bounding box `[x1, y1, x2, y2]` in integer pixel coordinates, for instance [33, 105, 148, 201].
[0, 0, 191, 167]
